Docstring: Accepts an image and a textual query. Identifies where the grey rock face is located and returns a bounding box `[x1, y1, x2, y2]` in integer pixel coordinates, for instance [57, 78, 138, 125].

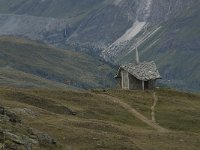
[149, 0, 199, 23]
[102, 0, 199, 61]
[0, 0, 106, 47]
[0, 0, 196, 52]
[27, 128, 56, 146]
[0, 14, 67, 45]
[0, 0, 104, 18]
[5, 132, 25, 145]
[0, 106, 21, 123]
[67, 4, 135, 49]
[0, 106, 57, 150]
[66, 0, 151, 50]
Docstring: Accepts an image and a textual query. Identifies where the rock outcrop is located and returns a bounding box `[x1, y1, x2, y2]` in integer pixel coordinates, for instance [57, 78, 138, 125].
[0, 106, 57, 150]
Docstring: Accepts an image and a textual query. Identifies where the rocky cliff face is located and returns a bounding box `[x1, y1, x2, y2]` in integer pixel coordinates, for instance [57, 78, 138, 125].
[0, 0, 106, 46]
[67, 0, 153, 52]
[0, 0, 197, 52]
[102, 0, 199, 61]
[0, 14, 67, 45]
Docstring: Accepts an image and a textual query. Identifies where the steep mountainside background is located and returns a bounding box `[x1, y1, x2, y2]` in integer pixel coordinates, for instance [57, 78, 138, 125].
[0, 36, 116, 89]
[0, 0, 199, 91]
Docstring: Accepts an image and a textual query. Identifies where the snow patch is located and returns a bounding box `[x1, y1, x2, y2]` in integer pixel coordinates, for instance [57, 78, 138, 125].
[111, 21, 146, 46]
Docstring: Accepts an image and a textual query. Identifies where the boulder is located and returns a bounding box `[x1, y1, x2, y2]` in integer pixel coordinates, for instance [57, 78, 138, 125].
[0, 106, 5, 115]
[27, 128, 56, 146]
[5, 132, 25, 145]
[4, 140, 18, 150]
[37, 133, 56, 146]
[6, 111, 21, 123]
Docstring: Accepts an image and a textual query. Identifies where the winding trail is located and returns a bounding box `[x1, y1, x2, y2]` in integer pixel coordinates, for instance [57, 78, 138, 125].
[99, 94, 169, 133]
[151, 92, 158, 122]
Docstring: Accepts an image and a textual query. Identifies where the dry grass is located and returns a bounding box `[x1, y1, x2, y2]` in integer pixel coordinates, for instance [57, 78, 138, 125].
[0, 87, 200, 149]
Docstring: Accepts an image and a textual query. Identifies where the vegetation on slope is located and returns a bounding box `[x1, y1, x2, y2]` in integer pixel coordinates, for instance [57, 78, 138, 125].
[0, 36, 116, 89]
[0, 67, 72, 89]
[99, 88, 200, 132]
[0, 87, 200, 149]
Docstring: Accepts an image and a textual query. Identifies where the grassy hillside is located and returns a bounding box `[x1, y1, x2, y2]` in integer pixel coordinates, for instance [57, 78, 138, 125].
[0, 67, 72, 89]
[0, 36, 116, 89]
[100, 89, 200, 132]
[0, 87, 200, 149]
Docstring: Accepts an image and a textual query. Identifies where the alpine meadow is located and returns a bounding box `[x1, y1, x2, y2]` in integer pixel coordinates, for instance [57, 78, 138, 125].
[0, 0, 200, 150]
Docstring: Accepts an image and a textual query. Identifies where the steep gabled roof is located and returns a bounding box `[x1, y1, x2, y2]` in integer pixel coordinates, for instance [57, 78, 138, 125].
[115, 61, 161, 81]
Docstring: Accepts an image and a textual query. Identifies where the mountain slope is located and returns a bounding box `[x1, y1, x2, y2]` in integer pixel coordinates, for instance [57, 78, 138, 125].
[0, 36, 116, 89]
[114, 3, 200, 92]
[0, 0, 110, 46]
[101, 0, 200, 92]
[1, 87, 200, 149]
[0, 0, 106, 19]
[0, 67, 72, 89]
[0, 0, 199, 91]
